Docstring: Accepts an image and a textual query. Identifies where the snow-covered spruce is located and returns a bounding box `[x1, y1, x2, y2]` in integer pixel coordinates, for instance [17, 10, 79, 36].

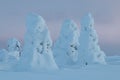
[0, 49, 8, 63]
[78, 13, 106, 65]
[0, 38, 21, 71]
[53, 19, 80, 67]
[0, 49, 11, 71]
[7, 38, 21, 59]
[6, 38, 21, 70]
[17, 13, 58, 71]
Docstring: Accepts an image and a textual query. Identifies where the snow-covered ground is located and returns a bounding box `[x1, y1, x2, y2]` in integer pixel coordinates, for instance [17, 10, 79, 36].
[0, 56, 120, 80]
[106, 56, 120, 65]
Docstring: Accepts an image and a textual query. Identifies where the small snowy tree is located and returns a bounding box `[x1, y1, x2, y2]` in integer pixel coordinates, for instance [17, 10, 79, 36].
[78, 13, 106, 65]
[7, 38, 21, 59]
[0, 49, 8, 63]
[17, 13, 58, 71]
[0, 49, 11, 71]
[53, 20, 80, 67]
[6, 38, 21, 69]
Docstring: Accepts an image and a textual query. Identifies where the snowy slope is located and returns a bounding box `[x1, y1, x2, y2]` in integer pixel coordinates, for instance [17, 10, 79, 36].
[0, 56, 120, 80]
[106, 56, 120, 65]
[0, 64, 120, 80]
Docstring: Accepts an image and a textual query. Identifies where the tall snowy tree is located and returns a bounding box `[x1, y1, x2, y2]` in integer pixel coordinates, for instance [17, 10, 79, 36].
[78, 13, 106, 65]
[16, 13, 58, 71]
[53, 20, 80, 67]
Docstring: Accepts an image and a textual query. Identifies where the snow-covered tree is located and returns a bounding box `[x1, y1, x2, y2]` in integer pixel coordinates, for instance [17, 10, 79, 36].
[17, 13, 58, 71]
[53, 19, 80, 67]
[7, 38, 21, 59]
[0, 49, 8, 63]
[6, 38, 21, 69]
[0, 49, 10, 71]
[78, 13, 106, 65]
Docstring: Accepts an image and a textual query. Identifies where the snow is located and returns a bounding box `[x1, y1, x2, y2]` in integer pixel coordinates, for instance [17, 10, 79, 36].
[0, 48, 20, 71]
[1, 55, 120, 80]
[0, 63, 120, 80]
[53, 19, 80, 67]
[16, 13, 58, 71]
[0, 13, 120, 80]
[0, 49, 8, 70]
[106, 56, 120, 65]
[0, 49, 8, 63]
[78, 13, 106, 65]
[7, 38, 21, 62]
[7, 38, 21, 53]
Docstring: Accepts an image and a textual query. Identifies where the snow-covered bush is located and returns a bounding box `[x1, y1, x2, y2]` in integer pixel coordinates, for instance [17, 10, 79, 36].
[78, 13, 106, 65]
[53, 19, 80, 67]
